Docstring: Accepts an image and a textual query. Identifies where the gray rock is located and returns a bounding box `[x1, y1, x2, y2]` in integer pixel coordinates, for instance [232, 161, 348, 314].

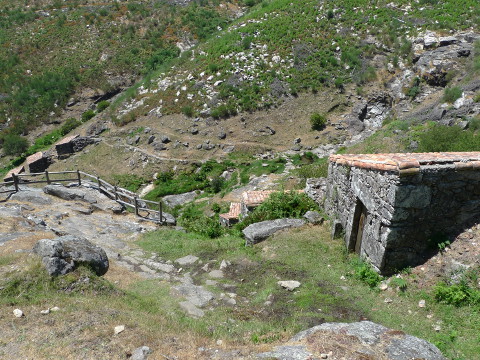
[303, 211, 324, 225]
[11, 189, 52, 205]
[152, 142, 166, 151]
[160, 135, 171, 143]
[278, 280, 301, 291]
[175, 255, 199, 266]
[131, 346, 152, 360]
[218, 131, 227, 140]
[208, 269, 224, 278]
[173, 282, 215, 308]
[33, 235, 109, 276]
[147, 135, 155, 144]
[259, 321, 446, 360]
[242, 218, 306, 245]
[179, 301, 205, 318]
[163, 191, 197, 208]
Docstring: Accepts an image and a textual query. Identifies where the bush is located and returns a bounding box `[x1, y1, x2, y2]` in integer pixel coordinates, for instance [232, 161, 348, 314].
[60, 118, 81, 136]
[97, 100, 110, 112]
[237, 191, 318, 230]
[310, 112, 327, 130]
[350, 257, 383, 288]
[406, 77, 422, 99]
[2, 134, 29, 156]
[443, 86, 463, 103]
[182, 106, 194, 117]
[81, 109, 96, 122]
[179, 204, 224, 238]
[416, 125, 480, 152]
[434, 282, 480, 307]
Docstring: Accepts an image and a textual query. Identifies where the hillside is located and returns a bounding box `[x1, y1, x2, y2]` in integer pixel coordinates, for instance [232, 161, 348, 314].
[1, 1, 480, 359]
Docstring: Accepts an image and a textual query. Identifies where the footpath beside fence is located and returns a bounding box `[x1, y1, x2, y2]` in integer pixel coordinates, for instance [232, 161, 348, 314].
[1, 170, 167, 224]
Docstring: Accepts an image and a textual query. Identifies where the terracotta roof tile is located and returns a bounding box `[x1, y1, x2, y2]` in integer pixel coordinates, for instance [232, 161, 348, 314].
[329, 152, 480, 172]
[3, 165, 24, 181]
[219, 202, 242, 220]
[242, 190, 276, 206]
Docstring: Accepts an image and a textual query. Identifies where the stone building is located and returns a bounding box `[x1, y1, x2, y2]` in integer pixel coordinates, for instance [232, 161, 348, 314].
[55, 134, 79, 158]
[325, 152, 480, 274]
[26, 152, 49, 173]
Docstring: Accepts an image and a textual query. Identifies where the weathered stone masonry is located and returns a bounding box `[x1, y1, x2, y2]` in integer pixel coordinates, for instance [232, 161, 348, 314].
[324, 152, 480, 274]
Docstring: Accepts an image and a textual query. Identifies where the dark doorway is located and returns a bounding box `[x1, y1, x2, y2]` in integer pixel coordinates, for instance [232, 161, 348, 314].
[350, 199, 367, 254]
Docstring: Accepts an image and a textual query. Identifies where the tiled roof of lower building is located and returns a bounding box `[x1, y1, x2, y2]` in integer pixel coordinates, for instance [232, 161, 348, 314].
[329, 152, 480, 172]
[219, 202, 242, 220]
[26, 152, 43, 164]
[55, 134, 79, 146]
[242, 190, 276, 207]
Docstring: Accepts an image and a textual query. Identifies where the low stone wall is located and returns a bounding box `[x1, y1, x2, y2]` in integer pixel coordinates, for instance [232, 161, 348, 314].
[325, 161, 480, 274]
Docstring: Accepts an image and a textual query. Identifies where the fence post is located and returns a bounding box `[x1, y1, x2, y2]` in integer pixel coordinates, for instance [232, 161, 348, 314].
[134, 197, 139, 216]
[114, 186, 118, 200]
[12, 174, 19, 192]
[97, 176, 101, 189]
[159, 201, 163, 224]
[45, 170, 50, 184]
[77, 170, 81, 186]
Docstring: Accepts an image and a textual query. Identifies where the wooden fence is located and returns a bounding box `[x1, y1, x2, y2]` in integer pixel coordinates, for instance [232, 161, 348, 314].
[1, 170, 167, 224]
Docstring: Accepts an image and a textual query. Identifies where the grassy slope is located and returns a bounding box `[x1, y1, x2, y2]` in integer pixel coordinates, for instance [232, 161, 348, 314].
[2, 225, 477, 358]
[115, 0, 480, 120]
[0, 0, 237, 134]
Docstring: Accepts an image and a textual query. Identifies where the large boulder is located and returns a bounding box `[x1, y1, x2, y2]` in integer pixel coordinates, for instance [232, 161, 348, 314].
[43, 184, 123, 214]
[33, 235, 109, 276]
[242, 218, 305, 245]
[259, 321, 446, 360]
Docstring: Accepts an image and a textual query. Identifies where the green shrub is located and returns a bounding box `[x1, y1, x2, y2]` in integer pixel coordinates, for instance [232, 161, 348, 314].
[434, 282, 480, 307]
[60, 118, 81, 136]
[406, 77, 422, 99]
[350, 257, 383, 288]
[179, 204, 224, 238]
[81, 109, 96, 122]
[416, 125, 480, 152]
[237, 191, 318, 230]
[182, 105, 194, 117]
[443, 86, 463, 103]
[2, 134, 29, 156]
[97, 100, 110, 112]
[310, 112, 327, 130]
[390, 277, 408, 291]
[112, 174, 147, 192]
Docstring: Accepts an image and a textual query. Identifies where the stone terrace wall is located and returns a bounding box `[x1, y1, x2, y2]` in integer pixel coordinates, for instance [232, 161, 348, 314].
[325, 163, 398, 272]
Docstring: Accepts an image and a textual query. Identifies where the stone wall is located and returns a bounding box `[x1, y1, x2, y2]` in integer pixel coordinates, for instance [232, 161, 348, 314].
[325, 161, 480, 274]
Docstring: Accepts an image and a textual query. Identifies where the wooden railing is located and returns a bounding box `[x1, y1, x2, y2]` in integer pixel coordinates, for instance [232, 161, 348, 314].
[1, 170, 167, 224]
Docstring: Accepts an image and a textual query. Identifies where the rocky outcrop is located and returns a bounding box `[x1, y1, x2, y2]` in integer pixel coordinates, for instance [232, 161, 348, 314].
[346, 92, 393, 135]
[242, 218, 305, 245]
[304, 178, 327, 206]
[43, 184, 123, 214]
[33, 235, 109, 276]
[259, 321, 446, 360]
[162, 191, 198, 208]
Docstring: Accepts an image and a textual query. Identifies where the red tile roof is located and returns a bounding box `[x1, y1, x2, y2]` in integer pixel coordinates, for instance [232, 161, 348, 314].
[219, 202, 242, 220]
[242, 190, 276, 207]
[329, 152, 480, 172]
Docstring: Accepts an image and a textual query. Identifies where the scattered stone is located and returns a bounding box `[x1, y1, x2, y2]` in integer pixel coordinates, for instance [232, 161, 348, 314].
[303, 211, 324, 225]
[40, 309, 50, 315]
[218, 131, 227, 140]
[278, 280, 301, 291]
[208, 270, 224, 279]
[433, 325, 442, 332]
[33, 235, 109, 276]
[131, 346, 152, 360]
[219, 260, 231, 270]
[50, 306, 60, 312]
[293, 137, 301, 144]
[13, 309, 24, 318]
[147, 135, 155, 144]
[418, 299, 426, 308]
[179, 301, 205, 318]
[384, 298, 393, 303]
[114, 325, 125, 335]
[176, 255, 199, 266]
[379, 281, 389, 291]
